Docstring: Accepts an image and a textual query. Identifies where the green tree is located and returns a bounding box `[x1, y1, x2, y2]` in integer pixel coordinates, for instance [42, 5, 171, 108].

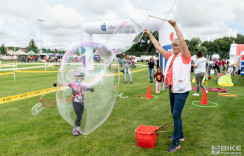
[196, 45, 207, 53]
[42, 48, 47, 53]
[236, 33, 244, 44]
[185, 39, 195, 54]
[6, 46, 22, 51]
[0, 44, 7, 54]
[28, 39, 38, 49]
[126, 31, 158, 56]
[185, 37, 202, 55]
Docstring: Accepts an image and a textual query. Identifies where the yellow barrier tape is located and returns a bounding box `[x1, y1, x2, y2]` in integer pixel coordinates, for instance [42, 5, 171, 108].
[0, 64, 16, 67]
[16, 70, 58, 73]
[0, 68, 147, 104]
[105, 68, 147, 76]
[1, 68, 147, 75]
[0, 72, 15, 76]
[0, 87, 57, 105]
[131, 68, 147, 73]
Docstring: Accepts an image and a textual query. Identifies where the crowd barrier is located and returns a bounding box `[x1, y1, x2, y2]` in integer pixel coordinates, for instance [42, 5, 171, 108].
[0, 61, 57, 79]
[0, 87, 57, 105]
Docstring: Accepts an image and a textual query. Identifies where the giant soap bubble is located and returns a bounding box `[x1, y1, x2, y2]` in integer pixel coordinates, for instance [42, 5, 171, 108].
[57, 42, 119, 135]
[107, 20, 144, 55]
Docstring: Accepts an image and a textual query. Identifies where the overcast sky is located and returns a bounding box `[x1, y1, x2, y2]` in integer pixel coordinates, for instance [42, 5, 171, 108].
[0, 0, 243, 50]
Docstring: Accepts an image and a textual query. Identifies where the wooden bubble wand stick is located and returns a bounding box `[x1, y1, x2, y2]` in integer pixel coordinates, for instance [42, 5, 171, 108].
[148, 15, 168, 21]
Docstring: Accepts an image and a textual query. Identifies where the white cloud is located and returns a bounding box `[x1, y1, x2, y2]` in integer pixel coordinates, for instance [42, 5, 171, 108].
[174, 0, 216, 27]
[233, 1, 244, 25]
[0, 19, 6, 34]
[182, 22, 238, 42]
[174, 0, 242, 41]
[101, 11, 118, 21]
[44, 4, 84, 29]
[0, 0, 243, 50]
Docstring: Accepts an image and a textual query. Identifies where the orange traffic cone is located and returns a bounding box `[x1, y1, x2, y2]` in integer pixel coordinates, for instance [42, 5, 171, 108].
[146, 85, 153, 99]
[200, 89, 208, 105]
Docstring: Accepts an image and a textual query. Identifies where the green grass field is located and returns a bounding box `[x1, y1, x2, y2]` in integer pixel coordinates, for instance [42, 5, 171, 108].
[0, 62, 243, 155]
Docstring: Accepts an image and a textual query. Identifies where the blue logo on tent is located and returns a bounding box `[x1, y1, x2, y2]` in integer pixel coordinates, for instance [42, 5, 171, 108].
[101, 23, 106, 31]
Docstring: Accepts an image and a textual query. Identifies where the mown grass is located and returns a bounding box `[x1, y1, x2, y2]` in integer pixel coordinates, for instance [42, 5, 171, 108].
[0, 62, 243, 155]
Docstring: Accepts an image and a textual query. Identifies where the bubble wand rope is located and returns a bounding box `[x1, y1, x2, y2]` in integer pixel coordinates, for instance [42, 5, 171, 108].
[143, 0, 177, 56]
[130, 18, 143, 29]
[130, 17, 152, 54]
[39, 86, 72, 107]
[39, 86, 57, 107]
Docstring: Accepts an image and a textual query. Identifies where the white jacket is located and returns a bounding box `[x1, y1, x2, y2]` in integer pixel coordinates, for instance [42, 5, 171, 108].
[195, 57, 206, 74]
[162, 53, 191, 93]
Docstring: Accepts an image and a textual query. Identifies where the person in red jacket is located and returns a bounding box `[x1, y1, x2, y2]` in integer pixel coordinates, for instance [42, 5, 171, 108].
[153, 67, 164, 93]
[221, 59, 226, 71]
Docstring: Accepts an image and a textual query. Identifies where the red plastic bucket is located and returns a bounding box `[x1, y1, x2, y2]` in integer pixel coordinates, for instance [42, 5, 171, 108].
[135, 125, 159, 148]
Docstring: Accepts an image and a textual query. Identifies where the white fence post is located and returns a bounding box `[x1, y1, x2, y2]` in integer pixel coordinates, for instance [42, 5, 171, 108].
[45, 61, 47, 71]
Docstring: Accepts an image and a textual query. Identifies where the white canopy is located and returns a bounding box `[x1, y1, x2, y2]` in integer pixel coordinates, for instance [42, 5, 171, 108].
[212, 54, 220, 60]
[14, 50, 28, 55]
[7, 50, 15, 55]
[27, 51, 37, 55]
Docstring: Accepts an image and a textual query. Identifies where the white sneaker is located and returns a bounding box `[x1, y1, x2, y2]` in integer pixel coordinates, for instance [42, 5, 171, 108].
[192, 93, 199, 96]
[206, 90, 208, 94]
[76, 127, 84, 134]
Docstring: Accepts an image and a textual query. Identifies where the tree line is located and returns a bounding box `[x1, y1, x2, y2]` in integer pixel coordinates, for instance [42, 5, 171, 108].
[1, 33, 244, 59]
[0, 39, 66, 55]
[126, 32, 244, 59]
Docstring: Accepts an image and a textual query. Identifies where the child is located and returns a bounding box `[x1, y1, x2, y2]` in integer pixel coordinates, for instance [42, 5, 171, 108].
[153, 67, 164, 93]
[58, 68, 94, 136]
[132, 60, 136, 68]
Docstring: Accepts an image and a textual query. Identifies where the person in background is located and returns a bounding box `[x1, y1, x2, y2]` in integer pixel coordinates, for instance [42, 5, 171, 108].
[148, 57, 155, 83]
[192, 51, 207, 96]
[214, 59, 220, 74]
[156, 56, 160, 68]
[153, 67, 164, 93]
[222, 59, 226, 71]
[122, 55, 133, 83]
[132, 59, 136, 68]
[191, 59, 195, 74]
[218, 59, 221, 73]
[119, 59, 123, 67]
